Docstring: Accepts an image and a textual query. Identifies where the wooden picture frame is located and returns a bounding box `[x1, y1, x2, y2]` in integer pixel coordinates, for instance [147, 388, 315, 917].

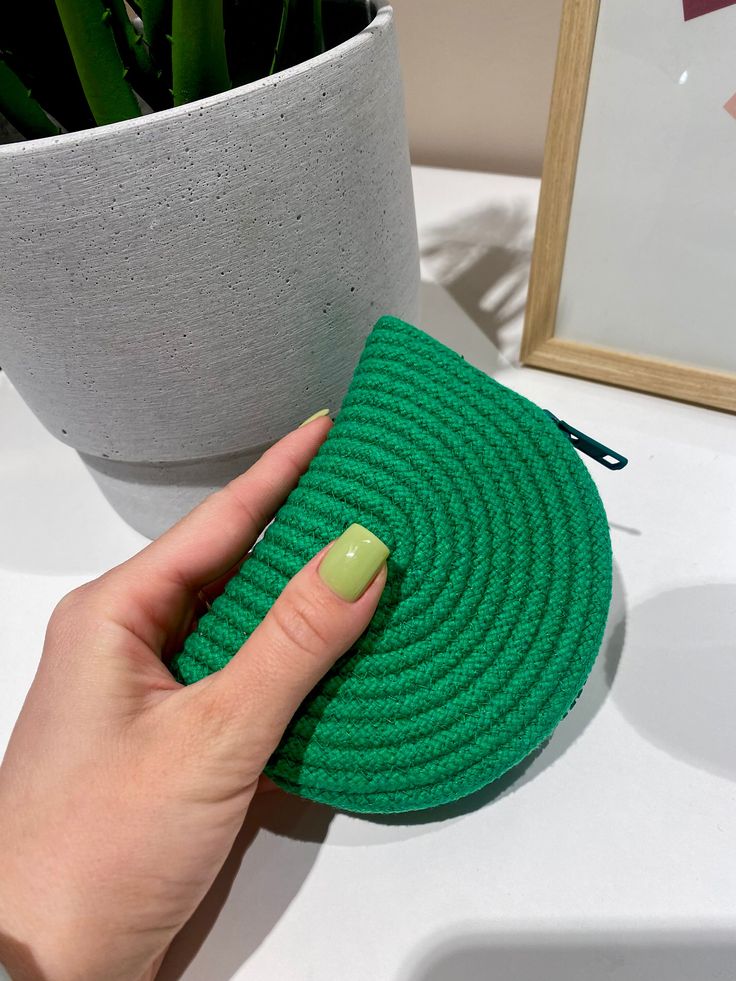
[521, 0, 736, 414]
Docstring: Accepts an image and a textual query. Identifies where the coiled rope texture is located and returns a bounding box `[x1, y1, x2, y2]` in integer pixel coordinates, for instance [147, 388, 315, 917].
[172, 317, 612, 813]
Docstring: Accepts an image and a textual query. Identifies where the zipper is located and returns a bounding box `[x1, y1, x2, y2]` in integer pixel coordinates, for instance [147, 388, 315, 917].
[544, 411, 628, 470]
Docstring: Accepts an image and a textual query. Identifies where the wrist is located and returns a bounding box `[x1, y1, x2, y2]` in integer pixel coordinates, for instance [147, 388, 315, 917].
[0, 890, 160, 981]
[0, 921, 48, 981]
[0, 875, 95, 981]
[0, 908, 64, 981]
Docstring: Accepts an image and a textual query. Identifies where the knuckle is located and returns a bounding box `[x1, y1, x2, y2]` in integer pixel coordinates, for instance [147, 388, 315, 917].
[47, 579, 107, 639]
[50, 583, 92, 624]
[268, 590, 332, 661]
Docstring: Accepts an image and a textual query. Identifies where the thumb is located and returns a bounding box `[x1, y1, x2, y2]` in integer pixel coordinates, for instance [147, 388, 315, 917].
[199, 523, 389, 770]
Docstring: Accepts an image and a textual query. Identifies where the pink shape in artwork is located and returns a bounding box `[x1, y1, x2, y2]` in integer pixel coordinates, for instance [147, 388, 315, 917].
[683, 0, 736, 19]
[725, 93, 736, 120]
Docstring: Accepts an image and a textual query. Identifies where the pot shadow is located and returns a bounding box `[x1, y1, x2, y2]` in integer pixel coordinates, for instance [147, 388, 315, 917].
[400, 928, 736, 981]
[158, 794, 334, 981]
[0, 376, 147, 576]
[255, 561, 627, 843]
[606, 582, 736, 783]
[419, 200, 536, 365]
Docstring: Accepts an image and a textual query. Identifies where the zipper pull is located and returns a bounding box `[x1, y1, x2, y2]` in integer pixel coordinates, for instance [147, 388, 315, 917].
[544, 411, 628, 470]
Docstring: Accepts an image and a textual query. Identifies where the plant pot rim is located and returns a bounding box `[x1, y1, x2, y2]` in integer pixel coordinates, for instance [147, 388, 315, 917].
[0, 2, 391, 159]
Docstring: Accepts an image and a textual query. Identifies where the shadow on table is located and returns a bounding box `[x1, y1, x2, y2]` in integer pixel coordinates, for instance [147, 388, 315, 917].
[0, 374, 146, 575]
[161, 564, 627, 976]
[399, 928, 736, 981]
[158, 796, 333, 981]
[360, 560, 627, 830]
[251, 561, 627, 845]
[607, 581, 736, 784]
[419, 200, 534, 364]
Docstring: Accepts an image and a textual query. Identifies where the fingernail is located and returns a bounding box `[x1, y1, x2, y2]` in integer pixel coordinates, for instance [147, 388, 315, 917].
[319, 523, 390, 602]
[299, 408, 330, 428]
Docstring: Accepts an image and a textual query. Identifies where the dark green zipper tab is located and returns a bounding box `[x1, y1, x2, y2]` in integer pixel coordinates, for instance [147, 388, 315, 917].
[544, 411, 628, 470]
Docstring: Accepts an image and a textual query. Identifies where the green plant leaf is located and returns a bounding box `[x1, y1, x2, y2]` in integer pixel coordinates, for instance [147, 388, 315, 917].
[0, 57, 61, 139]
[270, 0, 293, 75]
[107, 0, 167, 107]
[140, 0, 172, 90]
[313, 0, 324, 55]
[54, 0, 142, 125]
[0, 0, 95, 133]
[171, 0, 230, 106]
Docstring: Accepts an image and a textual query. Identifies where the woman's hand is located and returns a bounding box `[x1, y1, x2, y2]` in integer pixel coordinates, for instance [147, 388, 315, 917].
[0, 414, 388, 981]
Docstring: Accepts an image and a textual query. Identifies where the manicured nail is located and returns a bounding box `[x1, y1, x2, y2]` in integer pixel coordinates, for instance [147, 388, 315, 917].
[319, 523, 390, 602]
[299, 408, 330, 428]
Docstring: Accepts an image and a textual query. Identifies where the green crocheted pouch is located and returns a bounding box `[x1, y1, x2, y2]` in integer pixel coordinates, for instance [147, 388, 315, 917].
[172, 316, 622, 814]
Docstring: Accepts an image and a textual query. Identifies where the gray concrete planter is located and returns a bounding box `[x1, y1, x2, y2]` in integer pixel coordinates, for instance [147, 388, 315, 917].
[0, 3, 419, 538]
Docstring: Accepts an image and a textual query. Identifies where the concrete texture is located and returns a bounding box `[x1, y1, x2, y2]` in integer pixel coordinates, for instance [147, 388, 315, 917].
[0, 4, 419, 538]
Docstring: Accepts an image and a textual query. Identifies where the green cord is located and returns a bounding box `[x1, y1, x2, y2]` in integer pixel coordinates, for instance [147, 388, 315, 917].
[172, 318, 613, 814]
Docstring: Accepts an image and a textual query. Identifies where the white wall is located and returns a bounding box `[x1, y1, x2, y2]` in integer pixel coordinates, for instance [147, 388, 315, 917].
[392, 0, 564, 176]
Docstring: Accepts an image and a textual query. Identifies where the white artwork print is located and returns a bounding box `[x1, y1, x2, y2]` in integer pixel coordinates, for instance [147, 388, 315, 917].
[557, 0, 736, 373]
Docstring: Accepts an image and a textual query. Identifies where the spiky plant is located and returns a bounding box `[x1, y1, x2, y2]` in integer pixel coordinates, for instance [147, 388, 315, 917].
[0, 0, 367, 140]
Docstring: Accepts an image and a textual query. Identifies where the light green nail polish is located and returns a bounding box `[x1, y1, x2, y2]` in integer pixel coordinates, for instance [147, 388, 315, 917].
[299, 408, 330, 428]
[319, 523, 390, 602]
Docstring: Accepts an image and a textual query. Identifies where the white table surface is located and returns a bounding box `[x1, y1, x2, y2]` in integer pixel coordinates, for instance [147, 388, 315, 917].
[2, 166, 735, 981]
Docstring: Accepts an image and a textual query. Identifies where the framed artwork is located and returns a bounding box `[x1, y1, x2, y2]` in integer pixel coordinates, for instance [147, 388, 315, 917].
[521, 0, 736, 413]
